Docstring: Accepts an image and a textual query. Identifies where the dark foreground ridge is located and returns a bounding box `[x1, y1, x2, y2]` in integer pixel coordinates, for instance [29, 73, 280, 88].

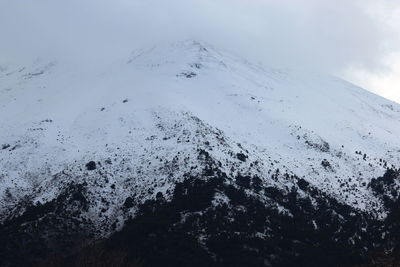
[0, 166, 399, 267]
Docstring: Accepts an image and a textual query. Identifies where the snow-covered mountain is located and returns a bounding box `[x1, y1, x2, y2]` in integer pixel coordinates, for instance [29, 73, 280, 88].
[1, 40, 399, 266]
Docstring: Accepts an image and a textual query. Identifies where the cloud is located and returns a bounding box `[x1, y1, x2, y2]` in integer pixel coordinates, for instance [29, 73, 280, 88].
[0, 0, 399, 75]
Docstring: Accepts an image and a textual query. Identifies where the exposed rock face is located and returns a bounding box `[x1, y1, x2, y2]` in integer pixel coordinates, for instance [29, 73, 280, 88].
[85, 161, 97, 170]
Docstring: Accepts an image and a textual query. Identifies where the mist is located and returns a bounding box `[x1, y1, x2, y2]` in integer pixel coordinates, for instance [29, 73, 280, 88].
[0, 0, 399, 87]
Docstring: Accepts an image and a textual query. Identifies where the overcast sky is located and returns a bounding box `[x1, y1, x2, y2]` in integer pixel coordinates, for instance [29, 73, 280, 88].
[0, 0, 399, 102]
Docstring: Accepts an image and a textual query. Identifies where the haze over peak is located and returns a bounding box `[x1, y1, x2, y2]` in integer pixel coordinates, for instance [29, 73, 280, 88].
[1, 0, 399, 103]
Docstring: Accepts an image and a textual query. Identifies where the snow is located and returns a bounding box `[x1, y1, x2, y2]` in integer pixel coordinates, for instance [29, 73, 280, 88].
[1, 40, 400, 228]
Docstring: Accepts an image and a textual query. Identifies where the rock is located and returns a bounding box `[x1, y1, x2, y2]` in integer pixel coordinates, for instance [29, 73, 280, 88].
[85, 161, 96, 170]
[236, 152, 247, 162]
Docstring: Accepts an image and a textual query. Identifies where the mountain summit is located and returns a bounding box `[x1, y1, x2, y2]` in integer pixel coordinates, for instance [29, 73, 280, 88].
[1, 40, 399, 266]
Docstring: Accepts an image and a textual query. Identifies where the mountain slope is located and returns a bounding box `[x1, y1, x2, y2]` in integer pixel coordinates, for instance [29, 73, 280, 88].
[0, 40, 399, 266]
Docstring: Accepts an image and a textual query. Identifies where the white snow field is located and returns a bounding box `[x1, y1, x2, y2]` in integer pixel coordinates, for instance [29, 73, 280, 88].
[1, 40, 400, 233]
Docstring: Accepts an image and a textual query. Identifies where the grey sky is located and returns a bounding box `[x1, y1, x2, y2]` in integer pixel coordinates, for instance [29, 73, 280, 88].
[0, 0, 399, 101]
